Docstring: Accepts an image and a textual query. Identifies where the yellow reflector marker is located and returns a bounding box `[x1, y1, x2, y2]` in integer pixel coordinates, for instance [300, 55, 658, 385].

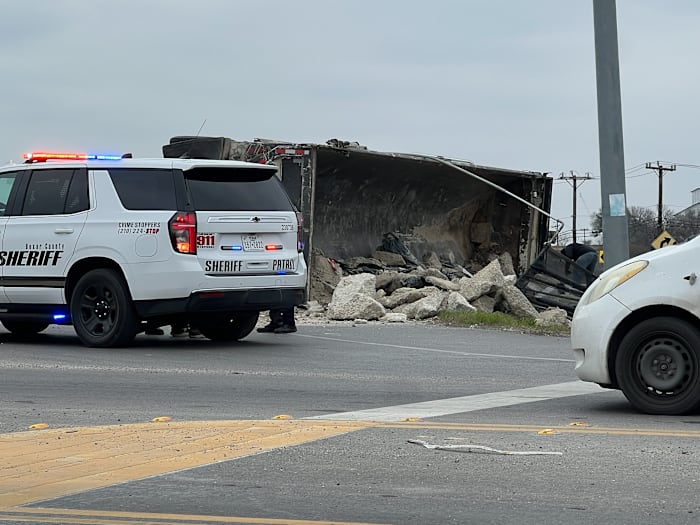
[404, 417, 421, 422]
[151, 416, 172, 422]
[538, 429, 558, 435]
[29, 423, 49, 430]
[569, 422, 588, 427]
[273, 414, 292, 420]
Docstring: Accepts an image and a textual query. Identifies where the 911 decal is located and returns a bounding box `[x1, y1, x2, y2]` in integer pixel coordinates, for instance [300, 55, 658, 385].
[197, 234, 216, 248]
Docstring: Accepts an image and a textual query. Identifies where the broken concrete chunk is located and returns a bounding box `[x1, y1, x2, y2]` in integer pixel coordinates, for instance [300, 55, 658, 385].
[413, 292, 448, 320]
[372, 250, 407, 267]
[500, 284, 539, 318]
[401, 275, 427, 289]
[446, 291, 477, 313]
[498, 252, 516, 276]
[332, 273, 377, 299]
[339, 257, 385, 275]
[418, 267, 450, 280]
[422, 251, 442, 269]
[472, 295, 496, 313]
[327, 293, 386, 321]
[458, 258, 505, 301]
[425, 275, 460, 291]
[378, 287, 430, 309]
[392, 300, 419, 319]
[375, 271, 404, 295]
[309, 254, 342, 305]
[384, 312, 408, 323]
[535, 307, 570, 326]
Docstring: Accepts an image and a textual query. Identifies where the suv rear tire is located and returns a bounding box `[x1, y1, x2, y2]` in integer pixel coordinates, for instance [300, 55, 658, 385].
[1, 320, 49, 336]
[199, 312, 259, 341]
[70, 269, 138, 348]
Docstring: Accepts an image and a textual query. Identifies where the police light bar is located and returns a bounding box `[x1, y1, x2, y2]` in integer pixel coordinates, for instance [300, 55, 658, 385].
[22, 151, 127, 163]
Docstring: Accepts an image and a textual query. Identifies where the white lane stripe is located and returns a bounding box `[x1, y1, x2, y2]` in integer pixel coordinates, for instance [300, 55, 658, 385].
[305, 381, 604, 422]
[296, 334, 574, 363]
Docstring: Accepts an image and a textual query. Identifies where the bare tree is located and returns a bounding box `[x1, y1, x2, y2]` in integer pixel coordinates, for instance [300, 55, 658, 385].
[591, 206, 700, 257]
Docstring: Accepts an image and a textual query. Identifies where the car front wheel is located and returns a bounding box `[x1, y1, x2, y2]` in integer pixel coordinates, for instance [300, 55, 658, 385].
[70, 269, 138, 348]
[615, 317, 700, 415]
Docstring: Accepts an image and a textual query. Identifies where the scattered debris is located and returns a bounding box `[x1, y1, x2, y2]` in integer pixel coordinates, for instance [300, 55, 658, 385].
[408, 439, 562, 456]
[303, 240, 572, 327]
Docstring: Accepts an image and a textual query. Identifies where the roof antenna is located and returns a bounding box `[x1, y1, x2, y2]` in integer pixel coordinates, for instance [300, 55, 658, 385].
[195, 118, 207, 137]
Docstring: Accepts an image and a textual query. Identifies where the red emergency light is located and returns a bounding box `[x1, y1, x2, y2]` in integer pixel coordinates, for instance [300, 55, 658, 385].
[22, 151, 126, 163]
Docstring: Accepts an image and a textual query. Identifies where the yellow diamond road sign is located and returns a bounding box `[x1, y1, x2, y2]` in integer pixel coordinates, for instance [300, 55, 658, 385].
[651, 230, 677, 250]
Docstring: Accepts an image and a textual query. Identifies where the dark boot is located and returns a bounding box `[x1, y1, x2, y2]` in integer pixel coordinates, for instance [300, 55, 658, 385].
[257, 323, 278, 333]
[273, 324, 297, 334]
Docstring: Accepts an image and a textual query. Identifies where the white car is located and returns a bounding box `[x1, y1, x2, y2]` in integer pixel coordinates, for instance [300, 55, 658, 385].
[571, 235, 700, 414]
[0, 152, 307, 347]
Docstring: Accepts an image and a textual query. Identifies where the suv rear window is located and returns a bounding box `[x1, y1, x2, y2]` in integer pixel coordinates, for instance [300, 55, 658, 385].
[109, 169, 177, 210]
[183, 167, 293, 211]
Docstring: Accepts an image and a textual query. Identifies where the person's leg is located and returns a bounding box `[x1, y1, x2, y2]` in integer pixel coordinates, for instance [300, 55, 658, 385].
[171, 321, 187, 337]
[273, 307, 297, 333]
[257, 310, 281, 333]
[145, 321, 164, 336]
[574, 252, 598, 285]
[576, 252, 598, 273]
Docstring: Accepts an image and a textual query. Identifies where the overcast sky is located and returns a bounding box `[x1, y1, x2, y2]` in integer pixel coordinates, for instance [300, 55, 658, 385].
[1, 0, 699, 238]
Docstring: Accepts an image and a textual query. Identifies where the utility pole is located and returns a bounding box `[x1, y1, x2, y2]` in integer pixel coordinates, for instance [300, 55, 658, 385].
[645, 161, 676, 232]
[593, 0, 630, 267]
[559, 171, 592, 243]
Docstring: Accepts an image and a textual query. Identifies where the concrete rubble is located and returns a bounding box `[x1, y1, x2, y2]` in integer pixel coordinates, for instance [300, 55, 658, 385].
[301, 239, 572, 328]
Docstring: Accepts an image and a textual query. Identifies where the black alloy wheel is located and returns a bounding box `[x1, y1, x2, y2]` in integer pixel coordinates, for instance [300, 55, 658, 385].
[70, 269, 138, 348]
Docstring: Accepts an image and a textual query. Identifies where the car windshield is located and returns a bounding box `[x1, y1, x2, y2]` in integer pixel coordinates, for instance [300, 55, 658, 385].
[183, 167, 293, 211]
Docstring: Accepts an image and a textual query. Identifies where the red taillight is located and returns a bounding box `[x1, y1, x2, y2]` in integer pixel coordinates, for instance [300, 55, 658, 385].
[169, 212, 197, 254]
[296, 212, 304, 253]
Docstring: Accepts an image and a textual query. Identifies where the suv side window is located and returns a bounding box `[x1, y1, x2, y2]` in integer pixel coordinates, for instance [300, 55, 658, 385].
[108, 169, 176, 210]
[21, 169, 86, 216]
[64, 169, 89, 213]
[0, 171, 21, 216]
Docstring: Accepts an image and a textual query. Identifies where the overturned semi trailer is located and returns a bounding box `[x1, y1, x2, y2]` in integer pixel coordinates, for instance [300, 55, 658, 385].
[163, 136, 554, 300]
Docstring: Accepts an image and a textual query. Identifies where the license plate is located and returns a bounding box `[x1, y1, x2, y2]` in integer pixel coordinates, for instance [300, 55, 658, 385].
[242, 234, 264, 251]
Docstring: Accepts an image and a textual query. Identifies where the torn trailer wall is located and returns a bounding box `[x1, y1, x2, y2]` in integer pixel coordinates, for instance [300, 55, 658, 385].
[162, 136, 553, 301]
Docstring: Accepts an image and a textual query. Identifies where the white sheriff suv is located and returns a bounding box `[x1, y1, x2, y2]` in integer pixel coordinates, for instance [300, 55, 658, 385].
[0, 151, 307, 347]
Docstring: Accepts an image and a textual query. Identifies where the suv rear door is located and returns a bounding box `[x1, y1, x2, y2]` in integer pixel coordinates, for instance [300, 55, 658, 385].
[182, 166, 302, 276]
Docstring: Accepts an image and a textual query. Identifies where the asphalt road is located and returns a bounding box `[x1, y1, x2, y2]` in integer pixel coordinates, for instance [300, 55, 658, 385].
[1, 322, 699, 525]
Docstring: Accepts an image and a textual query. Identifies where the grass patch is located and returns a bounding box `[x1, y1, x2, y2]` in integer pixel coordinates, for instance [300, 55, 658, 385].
[436, 310, 570, 336]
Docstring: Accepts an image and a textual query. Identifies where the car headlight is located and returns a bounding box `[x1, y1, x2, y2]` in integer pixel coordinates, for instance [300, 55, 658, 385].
[582, 260, 648, 305]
